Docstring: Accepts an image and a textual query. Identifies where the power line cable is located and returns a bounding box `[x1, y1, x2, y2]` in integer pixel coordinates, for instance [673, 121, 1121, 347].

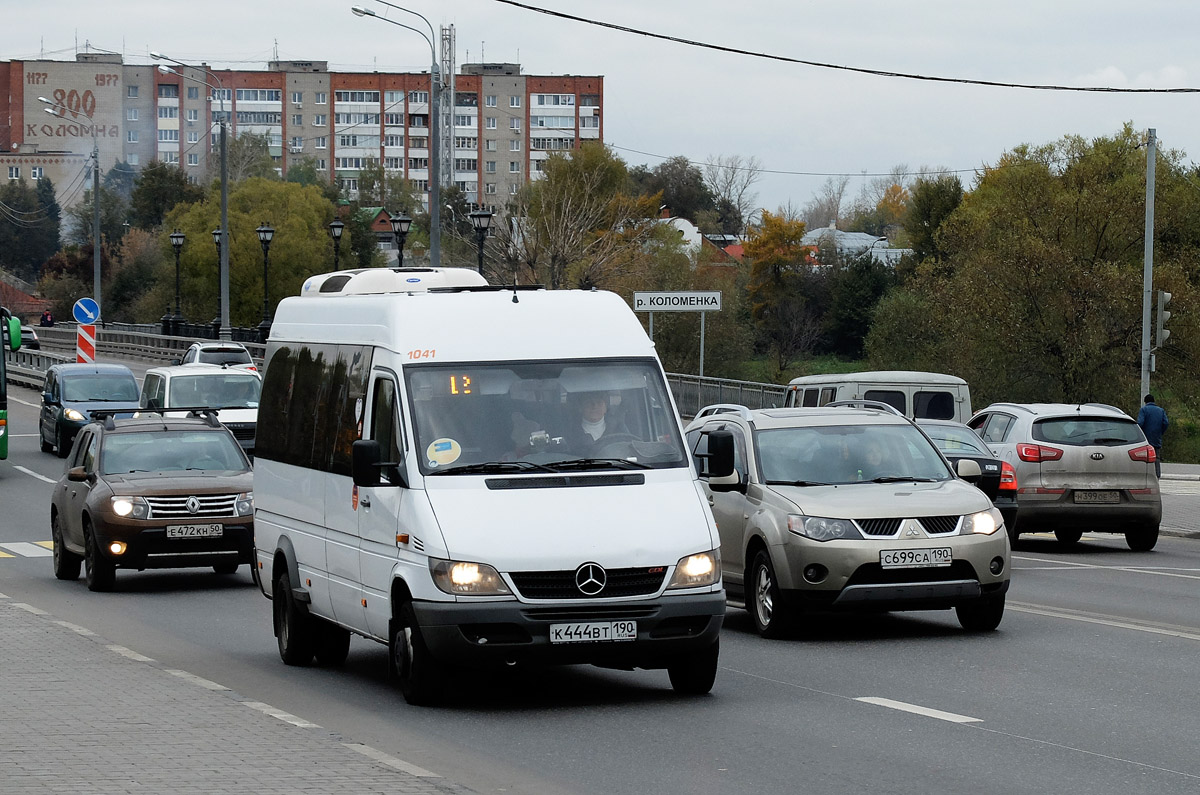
[490, 0, 1200, 94]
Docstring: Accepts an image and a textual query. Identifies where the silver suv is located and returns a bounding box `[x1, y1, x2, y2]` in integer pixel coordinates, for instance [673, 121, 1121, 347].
[967, 403, 1161, 550]
[685, 403, 1011, 637]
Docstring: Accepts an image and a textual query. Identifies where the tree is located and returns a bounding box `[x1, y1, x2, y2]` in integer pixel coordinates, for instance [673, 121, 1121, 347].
[744, 210, 817, 378]
[630, 156, 714, 224]
[801, 176, 850, 231]
[868, 124, 1200, 408]
[65, 185, 128, 251]
[824, 249, 896, 358]
[703, 154, 761, 234]
[161, 178, 339, 327]
[344, 205, 386, 270]
[104, 161, 138, 204]
[0, 178, 60, 282]
[217, 132, 278, 184]
[499, 142, 658, 290]
[130, 161, 205, 230]
[903, 174, 963, 264]
[354, 159, 420, 212]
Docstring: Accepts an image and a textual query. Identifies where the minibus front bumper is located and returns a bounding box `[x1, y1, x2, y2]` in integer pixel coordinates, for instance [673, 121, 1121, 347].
[414, 591, 725, 669]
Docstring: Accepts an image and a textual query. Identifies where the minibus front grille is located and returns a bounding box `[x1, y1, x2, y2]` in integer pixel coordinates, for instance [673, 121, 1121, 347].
[486, 473, 645, 490]
[510, 567, 666, 599]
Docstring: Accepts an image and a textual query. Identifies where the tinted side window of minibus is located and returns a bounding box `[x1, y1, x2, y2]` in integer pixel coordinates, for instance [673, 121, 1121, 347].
[864, 390, 905, 414]
[802, 388, 819, 407]
[914, 390, 954, 420]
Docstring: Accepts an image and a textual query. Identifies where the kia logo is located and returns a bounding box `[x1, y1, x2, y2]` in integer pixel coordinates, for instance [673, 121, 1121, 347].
[575, 562, 607, 595]
[1091, 453, 1105, 460]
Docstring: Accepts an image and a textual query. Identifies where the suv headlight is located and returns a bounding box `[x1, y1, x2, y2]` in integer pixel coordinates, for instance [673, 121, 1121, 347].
[963, 508, 1001, 535]
[787, 514, 860, 542]
[430, 559, 512, 595]
[235, 492, 254, 517]
[64, 408, 86, 421]
[668, 550, 720, 589]
[111, 496, 149, 519]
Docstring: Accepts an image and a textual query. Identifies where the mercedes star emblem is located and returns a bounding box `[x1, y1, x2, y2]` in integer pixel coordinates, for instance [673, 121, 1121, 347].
[575, 562, 607, 595]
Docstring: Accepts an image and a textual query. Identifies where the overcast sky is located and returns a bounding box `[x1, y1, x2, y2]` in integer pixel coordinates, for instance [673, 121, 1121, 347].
[6, 1, 1200, 217]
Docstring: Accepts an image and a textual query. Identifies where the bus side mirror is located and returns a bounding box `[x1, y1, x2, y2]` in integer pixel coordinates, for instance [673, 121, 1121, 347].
[352, 439, 382, 487]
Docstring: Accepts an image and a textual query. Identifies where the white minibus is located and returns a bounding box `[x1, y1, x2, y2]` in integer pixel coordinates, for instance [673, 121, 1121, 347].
[253, 268, 727, 704]
[783, 370, 972, 423]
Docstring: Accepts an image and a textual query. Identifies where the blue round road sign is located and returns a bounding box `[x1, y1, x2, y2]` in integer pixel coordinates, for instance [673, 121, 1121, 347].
[73, 297, 100, 324]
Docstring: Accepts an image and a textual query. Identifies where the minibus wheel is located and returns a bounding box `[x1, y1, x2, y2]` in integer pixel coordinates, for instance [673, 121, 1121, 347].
[273, 571, 315, 665]
[390, 602, 446, 706]
[667, 638, 719, 695]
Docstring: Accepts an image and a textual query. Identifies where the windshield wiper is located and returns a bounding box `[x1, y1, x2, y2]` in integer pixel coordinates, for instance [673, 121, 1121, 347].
[545, 458, 652, 471]
[869, 475, 937, 483]
[427, 460, 559, 476]
[765, 479, 830, 487]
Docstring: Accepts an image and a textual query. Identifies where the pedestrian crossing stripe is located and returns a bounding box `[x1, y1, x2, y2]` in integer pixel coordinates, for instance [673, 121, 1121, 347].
[0, 542, 53, 558]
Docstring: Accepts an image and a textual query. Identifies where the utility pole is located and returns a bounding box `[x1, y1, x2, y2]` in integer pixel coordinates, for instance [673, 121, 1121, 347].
[1140, 128, 1156, 400]
[91, 140, 101, 322]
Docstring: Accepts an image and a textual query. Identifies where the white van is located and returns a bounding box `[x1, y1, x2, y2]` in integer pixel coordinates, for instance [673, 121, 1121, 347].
[139, 364, 262, 455]
[783, 370, 972, 423]
[253, 268, 726, 705]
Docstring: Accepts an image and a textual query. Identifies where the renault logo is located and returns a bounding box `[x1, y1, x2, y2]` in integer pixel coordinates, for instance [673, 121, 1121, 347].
[575, 562, 607, 596]
[185, 496, 201, 515]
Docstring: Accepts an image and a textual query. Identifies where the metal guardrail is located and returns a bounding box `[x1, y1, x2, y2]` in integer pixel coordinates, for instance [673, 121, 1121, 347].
[10, 327, 787, 419]
[666, 372, 788, 419]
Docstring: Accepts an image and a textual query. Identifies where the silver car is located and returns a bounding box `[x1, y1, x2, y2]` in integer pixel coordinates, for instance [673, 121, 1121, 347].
[967, 403, 1162, 550]
[685, 403, 1010, 637]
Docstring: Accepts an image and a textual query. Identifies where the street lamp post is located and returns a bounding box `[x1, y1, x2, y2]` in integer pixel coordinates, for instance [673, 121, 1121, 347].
[389, 212, 412, 269]
[211, 228, 223, 338]
[351, 3, 440, 267]
[152, 52, 231, 340]
[39, 97, 101, 323]
[169, 229, 185, 335]
[256, 223, 275, 344]
[469, 209, 492, 275]
[328, 219, 345, 270]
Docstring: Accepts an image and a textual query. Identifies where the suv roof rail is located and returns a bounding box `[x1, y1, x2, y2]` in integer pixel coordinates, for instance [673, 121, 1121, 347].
[132, 406, 224, 427]
[824, 399, 906, 418]
[695, 403, 754, 420]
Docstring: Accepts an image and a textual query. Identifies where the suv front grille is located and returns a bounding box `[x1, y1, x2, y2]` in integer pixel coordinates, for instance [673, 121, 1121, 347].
[856, 516, 963, 537]
[146, 494, 239, 518]
[510, 567, 666, 600]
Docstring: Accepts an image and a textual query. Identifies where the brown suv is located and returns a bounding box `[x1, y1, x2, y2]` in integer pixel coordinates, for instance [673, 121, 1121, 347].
[50, 411, 255, 591]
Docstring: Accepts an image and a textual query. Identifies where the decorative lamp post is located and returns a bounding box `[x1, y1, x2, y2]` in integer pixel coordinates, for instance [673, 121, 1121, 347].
[256, 223, 275, 344]
[389, 212, 412, 269]
[328, 218, 345, 271]
[169, 229, 185, 335]
[469, 209, 493, 275]
[211, 228, 223, 338]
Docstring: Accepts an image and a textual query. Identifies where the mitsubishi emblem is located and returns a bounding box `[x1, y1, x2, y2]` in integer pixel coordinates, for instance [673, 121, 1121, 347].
[575, 562, 607, 596]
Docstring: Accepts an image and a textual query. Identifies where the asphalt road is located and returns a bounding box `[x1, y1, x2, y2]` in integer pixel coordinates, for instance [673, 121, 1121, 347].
[3, 386, 1199, 794]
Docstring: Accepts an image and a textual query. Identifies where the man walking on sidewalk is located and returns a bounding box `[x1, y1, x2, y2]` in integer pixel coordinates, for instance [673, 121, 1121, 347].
[1137, 394, 1168, 478]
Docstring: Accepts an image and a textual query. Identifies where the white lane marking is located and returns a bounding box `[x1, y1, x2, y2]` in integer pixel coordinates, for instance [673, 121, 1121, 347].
[1014, 554, 1200, 581]
[164, 669, 230, 691]
[7, 395, 39, 407]
[12, 466, 56, 484]
[1009, 602, 1200, 642]
[343, 743, 442, 778]
[1160, 480, 1200, 495]
[13, 602, 48, 615]
[855, 696, 982, 724]
[106, 644, 155, 662]
[52, 620, 96, 636]
[0, 542, 53, 558]
[241, 701, 321, 728]
[0, 591, 8, 598]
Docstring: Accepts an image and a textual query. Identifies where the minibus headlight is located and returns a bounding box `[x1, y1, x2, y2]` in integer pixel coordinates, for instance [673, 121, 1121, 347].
[64, 408, 86, 421]
[964, 509, 1001, 535]
[667, 550, 720, 589]
[430, 559, 512, 595]
[236, 492, 254, 516]
[111, 496, 149, 519]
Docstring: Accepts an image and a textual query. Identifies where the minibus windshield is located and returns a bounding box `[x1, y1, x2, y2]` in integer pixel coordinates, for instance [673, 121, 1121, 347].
[406, 359, 688, 474]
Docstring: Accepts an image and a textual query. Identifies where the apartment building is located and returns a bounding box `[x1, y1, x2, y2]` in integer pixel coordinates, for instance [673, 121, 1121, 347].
[0, 53, 603, 215]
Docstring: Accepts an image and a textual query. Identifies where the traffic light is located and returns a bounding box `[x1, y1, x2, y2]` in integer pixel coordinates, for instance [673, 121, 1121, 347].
[1156, 290, 1173, 347]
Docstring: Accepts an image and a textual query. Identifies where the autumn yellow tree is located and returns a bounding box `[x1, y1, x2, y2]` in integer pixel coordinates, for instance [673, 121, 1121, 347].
[745, 210, 818, 378]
